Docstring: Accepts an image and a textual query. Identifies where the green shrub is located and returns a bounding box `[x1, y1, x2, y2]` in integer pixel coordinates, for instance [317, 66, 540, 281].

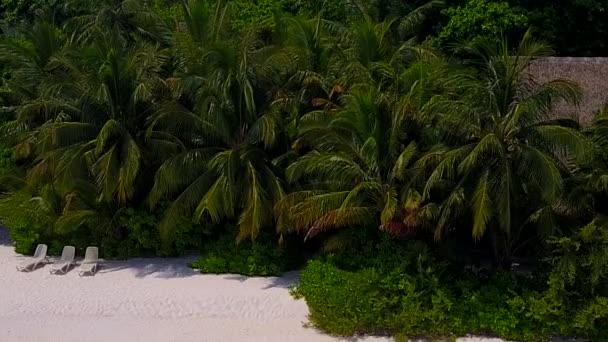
[96, 208, 160, 258]
[230, 0, 294, 31]
[293, 258, 459, 337]
[191, 231, 293, 276]
[517, 217, 608, 338]
[437, 0, 527, 46]
[1, 195, 202, 258]
[0, 0, 60, 23]
[0, 192, 49, 254]
[123, 209, 161, 254]
[293, 236, 459, 337]
[0, 146, 13, 174]
[100, 208, 202, 258]
[7, 219, 41, 254]
[151, 0, 182, 26]
[293, 232, 608, 340]
[167, 215, 203, 255]
[296, 0, 358, 23]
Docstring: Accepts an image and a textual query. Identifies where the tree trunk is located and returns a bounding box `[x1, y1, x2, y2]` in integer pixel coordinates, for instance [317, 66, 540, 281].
[491, 230, 512, 270]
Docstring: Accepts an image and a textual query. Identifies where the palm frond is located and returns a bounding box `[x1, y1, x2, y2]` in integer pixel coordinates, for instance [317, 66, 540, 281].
[149, 148, 219, 207]
[458, 133, 504, 174]
[531, 125, 591, 162]
[286, 151, 367, 184]
[390, 141, 418, 181]
[518, 145, 563, 202]
[423, 144, 474, 198]
[237, 162, 271, 241]
[471, 171, 492, 239]
[380, 187, 398, 225]
[397, 0, 444, 38]
[305, 206, 374, 240]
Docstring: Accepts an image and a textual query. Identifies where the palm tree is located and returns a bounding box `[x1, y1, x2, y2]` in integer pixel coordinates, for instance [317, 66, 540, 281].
[262, 14, 342, 138]
[0, 19, 181, 253]
[66, 0, 171, 45]
[560, 107, 608, 220]
[149, 0, 287, 243]
[333, 0, 442, 90]
[3, 23, 174, 204]
[275, 59, 446, 244]
[0, 18, 72, 157]
[420, 32, 590, 265]
[57, 31, 173, 203]
[0, 167, 140, 253]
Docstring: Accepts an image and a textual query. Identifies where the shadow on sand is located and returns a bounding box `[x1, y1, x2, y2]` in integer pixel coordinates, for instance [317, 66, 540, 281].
[221, 270, 301, 289]
[97, 255, 201, 279]
[263, 271, 300, 289]
[0, 225, 13, 247]
[98, 259, 304, 286]
[2, 225, 303, 285]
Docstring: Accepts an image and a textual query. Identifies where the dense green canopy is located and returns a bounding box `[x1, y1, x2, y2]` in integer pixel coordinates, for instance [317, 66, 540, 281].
[0, 0, 603, 262]
[2, 0, 606, 56]
[0, 0, 607, 339]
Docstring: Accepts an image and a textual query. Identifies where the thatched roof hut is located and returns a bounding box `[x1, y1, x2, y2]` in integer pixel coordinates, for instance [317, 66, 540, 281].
[528, 57, 608, 126]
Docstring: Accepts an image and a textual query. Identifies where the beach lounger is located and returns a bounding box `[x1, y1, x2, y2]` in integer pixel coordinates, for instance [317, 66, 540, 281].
[78, 247, 99, 276]
[49, 246, 75, 274]
[16, 244, 48, 272]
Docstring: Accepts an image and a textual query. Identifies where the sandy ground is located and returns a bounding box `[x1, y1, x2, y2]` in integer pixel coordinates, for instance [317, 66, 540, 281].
[0, 228, 506, 342]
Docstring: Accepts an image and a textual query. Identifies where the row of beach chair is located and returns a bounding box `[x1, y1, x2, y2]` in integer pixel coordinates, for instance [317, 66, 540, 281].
[16, 245, 99, 276]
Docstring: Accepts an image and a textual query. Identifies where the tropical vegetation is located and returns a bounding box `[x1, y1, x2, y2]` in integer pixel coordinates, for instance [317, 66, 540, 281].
[0, 0, 606, 340]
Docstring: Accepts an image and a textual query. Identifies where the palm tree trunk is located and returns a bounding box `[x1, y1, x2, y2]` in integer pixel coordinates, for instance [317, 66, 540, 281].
[491, 230, 512, 270]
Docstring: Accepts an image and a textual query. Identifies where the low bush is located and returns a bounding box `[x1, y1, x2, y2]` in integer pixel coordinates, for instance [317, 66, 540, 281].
[293, 237, 466, 339]
[0, 146, 13, 173]
[1, 196, 202, 258]
[293, 230, 608, 341]
[519, 217, 608, 338]
[190, 231, 294, 276]
[436, 0, 527, 47]
[97, 208, 163, 259]
[0, 192, 51, 254]
[95, 210, 203, 258]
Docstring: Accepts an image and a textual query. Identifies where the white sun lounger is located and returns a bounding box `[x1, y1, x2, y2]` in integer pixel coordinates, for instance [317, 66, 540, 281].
[16, 244, 48, 272]
[78, 247, 99, 276]
[50, 246, 75, 274]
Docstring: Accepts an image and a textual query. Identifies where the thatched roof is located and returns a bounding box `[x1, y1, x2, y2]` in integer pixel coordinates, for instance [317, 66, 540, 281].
[528, 57, 608, 126]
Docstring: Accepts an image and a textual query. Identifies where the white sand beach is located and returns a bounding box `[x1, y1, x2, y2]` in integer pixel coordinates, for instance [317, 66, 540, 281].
[0, 228, 505, 342]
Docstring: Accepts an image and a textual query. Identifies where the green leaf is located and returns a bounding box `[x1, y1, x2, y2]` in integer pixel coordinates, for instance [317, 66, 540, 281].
[471, 171, 492, 239]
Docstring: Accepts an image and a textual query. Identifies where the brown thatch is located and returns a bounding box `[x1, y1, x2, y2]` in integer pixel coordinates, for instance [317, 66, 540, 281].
[527, 57, 608, 126]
